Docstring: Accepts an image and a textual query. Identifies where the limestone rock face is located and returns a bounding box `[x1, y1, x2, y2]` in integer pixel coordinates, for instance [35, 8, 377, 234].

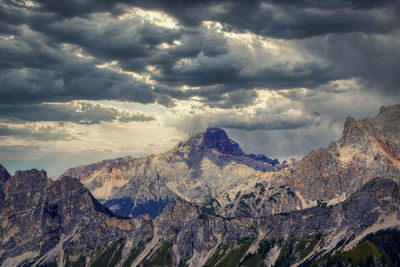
[62, 106, 400, 220]
[0, 165, 10, 203]
[62, 127, 284, 217]
[198, 127, 245, 155]
[219, 104, 400, 218]
[140, 177, 400, 266]
[1, 106, 400, 266]
[0, 168, 153, 266]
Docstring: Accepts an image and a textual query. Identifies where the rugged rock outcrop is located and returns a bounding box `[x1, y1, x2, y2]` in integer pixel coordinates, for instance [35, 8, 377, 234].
[0, 167, 153, 266]
[1, 164, 399, 266]
[63, 106, 400, 220]
[134, 177, 400, 266]
[219, 105, 400, 218]
[62, 127, 284, 218]
[2, 105, 400, 266]
[0, 165, 10, 203]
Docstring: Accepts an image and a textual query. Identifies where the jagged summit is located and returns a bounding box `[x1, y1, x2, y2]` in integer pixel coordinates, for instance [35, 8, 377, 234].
[0, 168, 152, 266]
[178, 127, 245, 156]
[0, 164, 11, 202]
[0, 164, 10, 182]
[62, 127, 284, 218]
[202, 127, 245, 155]
[3, 105, 400, 266]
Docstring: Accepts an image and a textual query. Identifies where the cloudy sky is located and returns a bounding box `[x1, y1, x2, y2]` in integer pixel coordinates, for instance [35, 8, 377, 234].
[1, 0, 399, 177]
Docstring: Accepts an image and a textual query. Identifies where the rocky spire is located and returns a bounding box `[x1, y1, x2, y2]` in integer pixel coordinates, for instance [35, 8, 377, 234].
[201, 127, 245, 156]
[0, 164, 10, 202]
[179, 127, 246, 156]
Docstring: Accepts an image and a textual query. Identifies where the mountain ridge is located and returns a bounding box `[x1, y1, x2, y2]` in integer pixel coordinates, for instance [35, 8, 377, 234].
[62, 127, 286, 218]
[1, 105, 400, 266]
[1, 164, 399, 266]
[213, 105, 400, 218]
[62, 105, 400, 220]
[0, 168, 153, 266]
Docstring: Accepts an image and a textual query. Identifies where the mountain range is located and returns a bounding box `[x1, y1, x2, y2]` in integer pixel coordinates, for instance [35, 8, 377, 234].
[62, 127, 288, 218]
[0, 104, 399, 266]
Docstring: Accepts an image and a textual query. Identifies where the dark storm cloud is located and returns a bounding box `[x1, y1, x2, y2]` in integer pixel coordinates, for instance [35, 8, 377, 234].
[36, 0, 124, 18]
[0, 26, 156, 104]
[172, 106, 320, 133]
[0, 0, 399, 114]
[206, 90, 258, 109]
[0, 4, 232, 106]
[124, 0, 400, 38]
[0, 102, 155, 124]
[37, 0, 396, 39]
[301, 32, 400, 96]
[0, 16, 159, 104]
[34, 15, 183, 72]
[151, 60, 338, 102]
[0, 65, 156, 104]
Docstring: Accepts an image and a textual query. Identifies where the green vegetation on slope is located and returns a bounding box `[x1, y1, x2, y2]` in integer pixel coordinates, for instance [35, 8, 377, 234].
[303, 229, 400, 266]
[204, 245, 230, 266]
[89, 241, 125, 267]
[204, 241, 252, 267]
[122, 241, 147, 267]
[141, 243, 173, 266]
[65, 255, 86, 267]
[241, 239, 275, 267]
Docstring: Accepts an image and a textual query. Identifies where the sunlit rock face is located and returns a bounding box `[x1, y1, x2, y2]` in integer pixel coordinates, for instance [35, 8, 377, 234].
[149, 177, 400, 266]
[62, 105, 400, 221]
[62, 127, 284, 218]
[0, 168, 153, 266]
[219, 105, 400, 218]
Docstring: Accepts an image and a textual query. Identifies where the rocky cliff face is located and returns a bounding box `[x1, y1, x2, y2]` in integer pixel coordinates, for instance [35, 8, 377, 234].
[1, 165, 399, 266]
[0, 168, 153, 267]
[217, 105, 400, 218]
[2, 105, 400, 267]
[62, 127, 284, 218]
[63, 106, 400, 220]
[0, 165, 10, 203]
[132, 177, 400, 266]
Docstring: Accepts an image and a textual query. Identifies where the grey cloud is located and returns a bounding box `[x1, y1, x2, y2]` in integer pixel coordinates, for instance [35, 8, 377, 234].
[118, 113, 156, 123]
[0, 102, 155, 124]
[0, 6, 235, 106]
[224, 126, 341, 160]
[172, 107, 319, 133]
[0, 62, 156, 105]
[0, 125, 72, 141]
[33, 0, 399, 40]
[35, 16, 182, 71]
[126, 0, 400, 38]
[205, 89, 258, 109]
[153, 60, 337, 100]
[301, 32, 400, 96]
[155, 94, 176, 108]
[35, 0, 124, 18]
[0, 0, 399, 114]
[0, 18, 157, 104]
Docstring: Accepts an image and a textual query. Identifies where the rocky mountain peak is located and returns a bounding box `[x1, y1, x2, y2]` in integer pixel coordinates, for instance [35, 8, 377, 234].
[179, 127, 245, 156]
[0, 168, 153, 266]
[338, 116, 364, 147]
[0, 164, 10, 202]
[201, 127, 245, 155]
[0, 164, 10, 183]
